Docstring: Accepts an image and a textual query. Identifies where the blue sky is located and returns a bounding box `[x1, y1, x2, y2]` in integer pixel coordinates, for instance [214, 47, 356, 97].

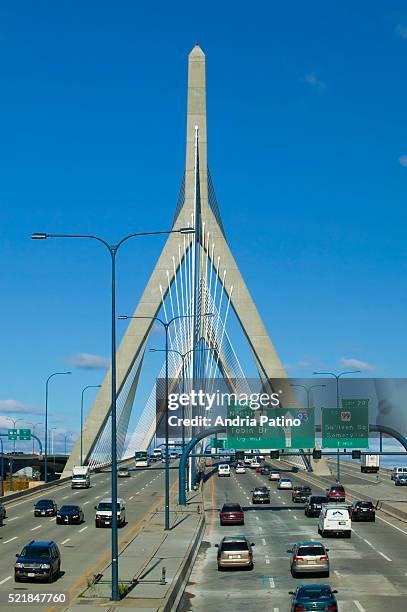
[0, 2, 406, 451]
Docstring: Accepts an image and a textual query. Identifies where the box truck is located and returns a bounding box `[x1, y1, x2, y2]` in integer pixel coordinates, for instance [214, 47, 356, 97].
[361, 455, 380, 473]
[71, 465, 90, 488]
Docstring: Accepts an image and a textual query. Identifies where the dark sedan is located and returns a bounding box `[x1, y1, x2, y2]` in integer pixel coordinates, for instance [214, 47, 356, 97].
[289, 584, 338, 612]
[349, 500, 375, 522]
[219, 503, 244, 526]
[56, 505, 84, 525]
[304, 495, 328, 517]
[33, 500, 57, 517]
[292, 486, 312, 503]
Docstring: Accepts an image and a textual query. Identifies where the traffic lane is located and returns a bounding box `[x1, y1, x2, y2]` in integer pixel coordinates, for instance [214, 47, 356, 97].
[265, 461, 407, 563]
[193, 467, 407, 612]
[0, 465, 166, 599]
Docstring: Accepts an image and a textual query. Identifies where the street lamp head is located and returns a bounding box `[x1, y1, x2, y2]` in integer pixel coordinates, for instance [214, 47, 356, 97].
[178, 227, 195, 234]
[31, 233, 48, 240]
[117, 315, 128, 320]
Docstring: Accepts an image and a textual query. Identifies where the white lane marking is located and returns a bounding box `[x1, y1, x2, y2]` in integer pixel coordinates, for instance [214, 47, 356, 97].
[334, 569, 341, 577]
[7, 517, 19, 522]
[62, 496, 68, 500]
[31, 525, 41, 531]
[269, 577, 275, 588]
[83, 501, 90, 505]
[265, 555, 270, 564]
[378, 551, 392, 562]
[288, 508, 292, 512]
[273, 608, 279, 612]
[0, 576, 11, 585]
[255, 516, 259, 521]
[376, 515, 407, 536]
[3, 537, 18, 544]
[354, 601, 366, 612]
[61, 538, 70, 545]
[103, 490, 108, 494]
[49, 517, 55, 522]
[261, 538, 266, 545]
[129, 496, 134, 500]
[282, 501, 286, 505]
[293, 516, 298, 520]
[79, 526, 88, 533]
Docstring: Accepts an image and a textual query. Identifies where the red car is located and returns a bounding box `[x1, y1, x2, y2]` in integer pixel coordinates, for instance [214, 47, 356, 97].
[219, 503, 244, 526]
[326, 484, 346, 502]
[256, 466, 264, 473]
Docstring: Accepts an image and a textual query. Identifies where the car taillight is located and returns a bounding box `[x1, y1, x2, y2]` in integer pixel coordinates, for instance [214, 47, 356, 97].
[354, 508, 359, 512]
[294, 556, 304, 561]
[372, 508, 376, 512]
[294, 606, 307, 612]
[319, 556, 328, 561]
[324, 606, 337, 611]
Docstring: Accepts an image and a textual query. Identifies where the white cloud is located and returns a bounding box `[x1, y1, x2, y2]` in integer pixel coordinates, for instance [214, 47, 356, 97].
[304, 72, 326, 91]
[69, 352, 110, 370]
[284, 360, 313, 372]
[0, 399, 43, 415]
[339, 357, 376, 372]
[398, 155, 407, 167]
[395, 24, 407, 39]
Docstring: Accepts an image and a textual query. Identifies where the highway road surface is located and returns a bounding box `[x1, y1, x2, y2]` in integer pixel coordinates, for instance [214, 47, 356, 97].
[0, 460, 170, 607]
[178, 461, 407, 612]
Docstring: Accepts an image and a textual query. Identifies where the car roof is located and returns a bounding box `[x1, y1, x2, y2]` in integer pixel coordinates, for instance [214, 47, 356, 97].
[27, 540, 55, 547]
[99, 497, 125, 503]
[296, 541, 324, 546]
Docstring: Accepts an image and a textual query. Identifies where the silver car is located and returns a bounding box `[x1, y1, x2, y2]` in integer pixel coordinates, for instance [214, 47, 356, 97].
[216, 536, 255, 570]
[287, 541, 330, 577]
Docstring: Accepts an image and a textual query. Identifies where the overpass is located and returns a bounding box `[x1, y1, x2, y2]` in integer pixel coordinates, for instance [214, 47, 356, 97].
[0, 453, 68, 480]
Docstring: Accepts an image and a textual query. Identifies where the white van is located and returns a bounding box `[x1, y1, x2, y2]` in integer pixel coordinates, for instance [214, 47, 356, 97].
[95, 497, 126, 528]
[318, 505, 351, 538]
[391, 466, 407, 480]
[218, 464, 231, 477]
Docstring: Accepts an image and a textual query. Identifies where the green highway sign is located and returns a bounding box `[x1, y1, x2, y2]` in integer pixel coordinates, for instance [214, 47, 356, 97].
[322, 399, 369, 448]
[8, 429, 17, 441]
[18, 428, 31, 441]
[210, 437, 227, 449]
[225, 405, 315, 450]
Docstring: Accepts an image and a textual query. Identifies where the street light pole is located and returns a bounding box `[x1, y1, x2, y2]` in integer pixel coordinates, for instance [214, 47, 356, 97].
[5, 417, 24, 453]
[120, 313, 212, 531]
[313, 370, 361, 481]
[32, 226, 194, 602]
[80, 385, 102, 465]
[26, 422, 41, 454]
[44, 372, 71, 484]
[290, 384, 326, 410]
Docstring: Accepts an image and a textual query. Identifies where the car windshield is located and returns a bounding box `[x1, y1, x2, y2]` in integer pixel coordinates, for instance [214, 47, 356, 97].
[357, 502, 374, 508]
[330, 486, 345, 493]
[60, 506, 78, 512]
[297, 546, 326, 556]
[298, 587, 333, 600]
[221, 542, 248, 551]
[21, 546, 51, 559]
[36, 500, 53, 507]
[222, 504, 242, 512]
[255, 487, 268, 493]
[98, 503, 121, 510]
[281, 479, 290, 482]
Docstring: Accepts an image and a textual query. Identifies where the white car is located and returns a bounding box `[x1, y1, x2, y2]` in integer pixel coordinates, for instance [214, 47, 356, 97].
[250, 460, 261, 468]
[218, 464, 231, 477]
[235, 465, 246, 474]
[278, 478, 293, 490]
[268, 470, 280, 481]
[318, 505, 351, 538]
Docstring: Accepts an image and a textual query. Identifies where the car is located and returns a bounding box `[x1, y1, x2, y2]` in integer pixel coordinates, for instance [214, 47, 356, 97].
[262, 467, 271, 476]
[215, 536, 255, 570]
[256, 465, 264, 473]
[391, 466, 407, 480]
[304, 495, 329, 517]
[235, 464, 246, 474]
[14, 541, 61, 583]
[218, 464, 231, 477]
[251, 486, 270, 504]
[0, 502, 6, 522]
[278, 477, 293, 490]
[56, 505, 84, 525]
[287, 541, 330, 577]
[395, 474, 407, 486]
[349, 500, 375, 521]
[292, 485, 312, 503]
[95, 497, 126, 528]
[250, 460, 261, 468]
[219, 503, 244, 526]
[269, 470, 280, 481]
[326, 484, 346, 502]
[289, 584, 338, 612]
[243, 456, 253, 465]
[318, 504, 351, 538]
[118, 467, 131, 478]
[33, 500, 58, 517]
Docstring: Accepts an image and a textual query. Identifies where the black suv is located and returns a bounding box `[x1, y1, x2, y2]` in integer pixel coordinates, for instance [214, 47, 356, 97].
[56, 505, 84, 524]
[251, 486, 270, 504]
[304, 495, 328, 517]
[292, 485, 312, 503]
[33, 499, 57, 517]
[15, 541, 61, 582]
[349, 500, 375, 522]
